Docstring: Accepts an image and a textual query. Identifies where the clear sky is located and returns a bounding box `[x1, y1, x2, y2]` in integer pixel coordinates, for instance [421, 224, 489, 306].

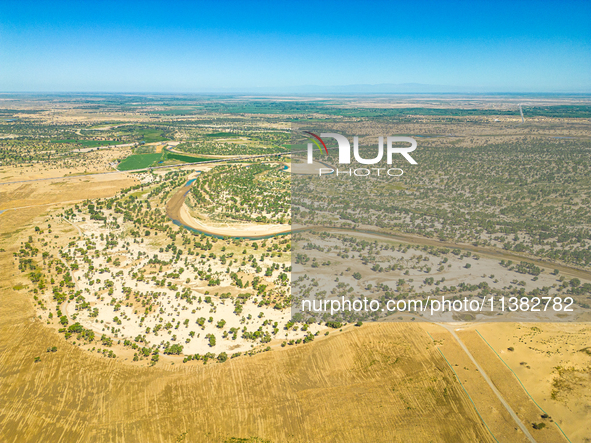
[0, 0, 589, 93]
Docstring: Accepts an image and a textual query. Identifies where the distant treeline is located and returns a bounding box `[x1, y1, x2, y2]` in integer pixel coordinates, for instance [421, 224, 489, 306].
[198, 102, 591, 118]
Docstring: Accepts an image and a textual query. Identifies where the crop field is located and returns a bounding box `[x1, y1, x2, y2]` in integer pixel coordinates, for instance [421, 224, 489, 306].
[117, 153, 163, 170]
[163, 151, 213, 163]
[117, 151, 216, 171]
[0, 278, 494, 442]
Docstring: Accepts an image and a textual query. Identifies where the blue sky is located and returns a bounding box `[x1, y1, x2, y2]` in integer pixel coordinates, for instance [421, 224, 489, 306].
[0, 0, 589, 92]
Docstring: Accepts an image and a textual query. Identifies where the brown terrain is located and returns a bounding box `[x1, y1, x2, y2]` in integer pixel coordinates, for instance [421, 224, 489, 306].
[1, 170, 589, 442]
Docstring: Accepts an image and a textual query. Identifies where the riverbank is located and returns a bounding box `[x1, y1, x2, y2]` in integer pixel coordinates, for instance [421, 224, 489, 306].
[166, 179, 291, 239]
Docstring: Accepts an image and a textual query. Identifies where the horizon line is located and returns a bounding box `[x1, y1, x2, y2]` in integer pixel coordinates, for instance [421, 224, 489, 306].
[1, 91, 591, 96]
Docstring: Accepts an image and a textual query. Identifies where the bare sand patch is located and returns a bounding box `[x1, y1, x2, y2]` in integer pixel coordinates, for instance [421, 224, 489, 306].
[473, 323, 591, 442]
[179, 203, 291, 238]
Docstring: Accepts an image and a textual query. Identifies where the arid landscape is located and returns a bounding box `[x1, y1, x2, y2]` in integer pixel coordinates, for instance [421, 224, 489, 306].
[1, 94, 590, 442]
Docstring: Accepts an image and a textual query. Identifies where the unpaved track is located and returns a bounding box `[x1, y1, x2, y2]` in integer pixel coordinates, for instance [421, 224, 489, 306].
[319, 227, 591, 281]
[438, 323, 538, 443]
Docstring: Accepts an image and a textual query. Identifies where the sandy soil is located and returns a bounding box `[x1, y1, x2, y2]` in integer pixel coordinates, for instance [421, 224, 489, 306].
[0, 173, 136, 210]
[43, 214, 314, 356]
[179, 203, 291, 238]
[473, 322, 591, 442]
[0, 146, 133, 184]
[165, 177, 292, 238]
[292, 230, 591, 323]
[291, 158, 334, 175]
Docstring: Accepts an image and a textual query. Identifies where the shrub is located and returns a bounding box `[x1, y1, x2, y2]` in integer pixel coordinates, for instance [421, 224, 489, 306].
[326, 321, 342, 329]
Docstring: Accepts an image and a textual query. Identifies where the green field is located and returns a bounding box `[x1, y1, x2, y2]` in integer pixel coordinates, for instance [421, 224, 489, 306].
[137, 130, 168, 143]
[117, 151, 212, 171]
[117, 126, 170, 143]
[117, 153, 163, 171]
[163, 151, 212, 163]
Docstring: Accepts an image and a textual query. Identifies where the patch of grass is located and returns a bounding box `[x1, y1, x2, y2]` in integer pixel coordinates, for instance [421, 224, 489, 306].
[134, 145, 158, 154]
[117, 153, 163, 171]
[163, 152, 211, 163]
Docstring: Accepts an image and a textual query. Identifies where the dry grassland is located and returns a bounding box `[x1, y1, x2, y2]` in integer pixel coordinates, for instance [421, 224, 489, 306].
[0, 147, 133, 184]
[422, 324, 533, 443]
[457, 330, 568, 442]
[1, 171, 588, 443]
[0, 311, 495, 442]
[0, 179, 495, 443]
[473, 323, 591, 442]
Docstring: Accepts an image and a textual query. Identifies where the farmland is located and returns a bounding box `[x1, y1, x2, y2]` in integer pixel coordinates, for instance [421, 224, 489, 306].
[117, 153, 163, 170]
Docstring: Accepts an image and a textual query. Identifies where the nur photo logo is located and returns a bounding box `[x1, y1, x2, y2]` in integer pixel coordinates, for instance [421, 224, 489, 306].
[304, 132, 418, 176]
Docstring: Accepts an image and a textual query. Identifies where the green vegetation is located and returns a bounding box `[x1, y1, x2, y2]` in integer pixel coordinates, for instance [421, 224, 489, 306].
[117, 153, 163, 170]
[163, 151, 211, 163]
[205, 132, 242, 138]
[175, 131, 289, 156]
[116, 150, 212, 171]
[294, 137, 591, 267]
[51, 139, 121, 147]
[117, 125, 170, 143]
[190, 163, 290, 224]
[197, 101, 591, 118]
